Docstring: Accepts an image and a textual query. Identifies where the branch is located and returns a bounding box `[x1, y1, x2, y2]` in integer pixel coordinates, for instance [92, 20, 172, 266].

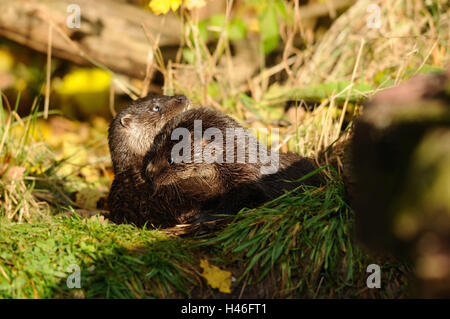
[0, 0, 183, 79]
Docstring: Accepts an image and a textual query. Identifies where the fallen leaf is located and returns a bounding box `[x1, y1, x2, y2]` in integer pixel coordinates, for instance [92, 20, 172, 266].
[200, 258, 232, 293]
[80, 165, 100, 183]
[75, 188, 106, 210]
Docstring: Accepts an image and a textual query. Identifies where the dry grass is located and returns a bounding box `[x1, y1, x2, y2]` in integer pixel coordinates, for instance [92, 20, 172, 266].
[0, 94, 51, 222]
[155, 0, 450, 177]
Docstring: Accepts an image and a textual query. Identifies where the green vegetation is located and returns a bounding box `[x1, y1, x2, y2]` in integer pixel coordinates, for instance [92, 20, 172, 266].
[0, 168, 410, 298]
[206, 173, 410, 298]
[0, 215, 197, 298]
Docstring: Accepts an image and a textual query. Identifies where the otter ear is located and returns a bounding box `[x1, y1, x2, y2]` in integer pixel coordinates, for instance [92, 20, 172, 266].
[120, 114, 132, 128]
[173, 95, 189, 105]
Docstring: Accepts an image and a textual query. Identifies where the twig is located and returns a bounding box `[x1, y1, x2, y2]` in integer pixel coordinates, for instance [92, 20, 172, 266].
[109, 81, 116, 117]
[44, 23, 53, 120]
[337, 38, 365, 135]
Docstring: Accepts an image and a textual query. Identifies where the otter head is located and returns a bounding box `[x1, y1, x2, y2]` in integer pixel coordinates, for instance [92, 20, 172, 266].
[142, 107, 264, 199]
[108, 94, 190, 173]
[142, 109, 232, 198]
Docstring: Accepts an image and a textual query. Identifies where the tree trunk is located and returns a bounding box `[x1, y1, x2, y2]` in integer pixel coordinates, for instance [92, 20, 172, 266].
[0, 0, 183, 79]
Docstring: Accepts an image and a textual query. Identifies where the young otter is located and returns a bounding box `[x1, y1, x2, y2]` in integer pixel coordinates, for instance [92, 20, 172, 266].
[108, 94, 191, 226]
[109, 101, 322, 228]
[108, 94, 190, 174]
[142, 107, 323, 225]
[144, 107, 267, 213]
[109, 106, 265, 227]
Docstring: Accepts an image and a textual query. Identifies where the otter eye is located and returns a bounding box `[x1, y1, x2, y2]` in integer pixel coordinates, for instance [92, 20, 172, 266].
[153, 106, 160, 112]
[167, 157, 174, 164]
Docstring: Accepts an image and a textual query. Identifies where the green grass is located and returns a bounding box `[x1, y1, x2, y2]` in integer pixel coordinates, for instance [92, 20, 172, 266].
[203, 174, 411, 298]
[0, 176, 411, 299]
[0, 214, 198, 298]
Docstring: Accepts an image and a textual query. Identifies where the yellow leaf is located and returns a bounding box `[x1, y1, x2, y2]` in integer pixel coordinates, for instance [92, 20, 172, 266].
[200, 259, 232, 293]
[62, 142, 87, 165]
[54, 68, 111, 95]
[75, 188, 105, 210]
[0, 49, 13, 73]
[57, 142, 88, 176]
[148, 0, 181, 15]
[247, 18, 260, 33]
[80, 165, 100, 183]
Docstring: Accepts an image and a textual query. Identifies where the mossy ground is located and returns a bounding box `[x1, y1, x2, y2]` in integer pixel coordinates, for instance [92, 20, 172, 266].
[0, 169, 412, 298]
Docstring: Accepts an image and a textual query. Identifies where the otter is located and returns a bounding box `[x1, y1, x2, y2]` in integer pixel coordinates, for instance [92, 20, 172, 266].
[109, 101, 322, 228]
[142, 107, 323, 225]
[108, 94, 191, 174]
[108, 94, 191, 226]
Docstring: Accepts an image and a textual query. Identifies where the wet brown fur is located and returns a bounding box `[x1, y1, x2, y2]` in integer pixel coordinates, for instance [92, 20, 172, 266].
[109, 102, 323, 228]
[142, 107, 324, 225]
[108, 94, 190, 226]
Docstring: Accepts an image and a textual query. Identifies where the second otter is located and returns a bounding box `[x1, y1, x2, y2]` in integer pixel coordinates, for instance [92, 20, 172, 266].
[142, 107, 323, 226]
[109, 100, 323, 228]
